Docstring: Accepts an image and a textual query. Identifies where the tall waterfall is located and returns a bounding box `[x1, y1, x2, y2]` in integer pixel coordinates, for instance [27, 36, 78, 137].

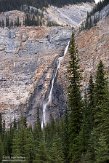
[41, 41, 70, 129]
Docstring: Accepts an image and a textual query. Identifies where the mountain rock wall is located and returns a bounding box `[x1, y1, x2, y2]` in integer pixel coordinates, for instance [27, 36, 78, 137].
[0, 3, 93, 127]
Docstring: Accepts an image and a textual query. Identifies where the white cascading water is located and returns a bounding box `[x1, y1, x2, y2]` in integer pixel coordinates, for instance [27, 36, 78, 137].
[41, 41, 70, 129]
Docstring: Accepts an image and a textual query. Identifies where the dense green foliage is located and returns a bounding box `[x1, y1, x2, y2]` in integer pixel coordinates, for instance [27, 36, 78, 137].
[1, 34, 109, 162]
[0, 0, 94, 12]
[67, 33, 83, 162]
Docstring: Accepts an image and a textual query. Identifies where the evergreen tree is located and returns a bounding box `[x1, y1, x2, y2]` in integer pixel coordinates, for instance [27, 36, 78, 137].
[88, 75, 95, 128]
[0, 137, 3, 162]
[2, 120, 5, 139]
[1, 20, 4, 28]
[80, 92, 89, 154]
[12, 130, 21, 157]
[94, 61, 107, 128]
[49, 135, 63, 163]
[68, 33, 82, 162]
[19, 126, 27, 157]
[6, 16, 9, 27]
[34, 106, 43, 155]
[83, 75, 95, 162]
[95, 133, 109, 163]
[35, 140, 50, 163]
[62, 108, 70, 163]
[24, 129, 35, 163]
[80, 86, 94, 162]
[6, 125, 14, 158]
[0, 113, 2, 135]
[93, 60, 109, 162]
[14, 17, 20, 27]
[9, 20, 14, 28]
[0, 0, 94, 13]
[3, 131, 9, 157]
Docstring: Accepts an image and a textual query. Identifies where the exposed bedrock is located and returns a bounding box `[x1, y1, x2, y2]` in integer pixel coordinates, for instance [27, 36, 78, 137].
[0, 3, 94, 127]
[0, 26, 71, 127]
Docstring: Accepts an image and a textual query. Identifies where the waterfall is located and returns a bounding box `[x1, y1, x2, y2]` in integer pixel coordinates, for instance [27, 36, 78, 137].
[41, 41, 70, 129]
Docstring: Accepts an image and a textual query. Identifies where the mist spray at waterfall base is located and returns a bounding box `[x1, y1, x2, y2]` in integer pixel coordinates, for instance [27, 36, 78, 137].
[41, 41, 70, 129]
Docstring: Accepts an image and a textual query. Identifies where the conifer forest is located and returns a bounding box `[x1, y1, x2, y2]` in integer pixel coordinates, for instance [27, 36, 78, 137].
[0, 0, 109, 162]
[1, 32, 109, 162]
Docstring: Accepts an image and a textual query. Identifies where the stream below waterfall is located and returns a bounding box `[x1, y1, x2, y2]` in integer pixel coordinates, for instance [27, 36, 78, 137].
[41, 41, 70, 128]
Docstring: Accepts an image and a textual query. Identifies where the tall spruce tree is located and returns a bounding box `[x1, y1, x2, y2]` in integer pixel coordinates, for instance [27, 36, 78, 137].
[84, 75, 95, 162]
[95, 133, 109, 163]
[34, 106, 43, 155]
[93, 60, 109, 162]
[88, 75, 95, 129]
[7, 125, 14, 158]
[24, 129, 35, 163]
[12, 130, 21, 157]
[68, 33, 82, 162]
[80, 92, 90, 157]
[80, 79, 95, 163]
[0, 113, 2, 135]
[62, 108, 70, 163]
[95, 61, 107, 106]
[49, 134, 64, 163]
[35, 139, 50, 163]
[0, 137, 3, 162]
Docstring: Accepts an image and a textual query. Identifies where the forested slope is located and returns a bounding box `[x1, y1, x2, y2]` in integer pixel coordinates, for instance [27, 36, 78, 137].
[0, 0, 94, 12]
[80, 0, 109, 30]
[1, 31, 109, 162]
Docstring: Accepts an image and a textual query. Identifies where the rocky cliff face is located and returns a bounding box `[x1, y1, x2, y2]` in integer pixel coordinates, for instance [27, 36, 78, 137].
[0, 26, 71, 126]
[0, 3, 93, 127]
[77, 16, 109, 83]
[46, 3, 93, 27]
[59, 15, 109, 101]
